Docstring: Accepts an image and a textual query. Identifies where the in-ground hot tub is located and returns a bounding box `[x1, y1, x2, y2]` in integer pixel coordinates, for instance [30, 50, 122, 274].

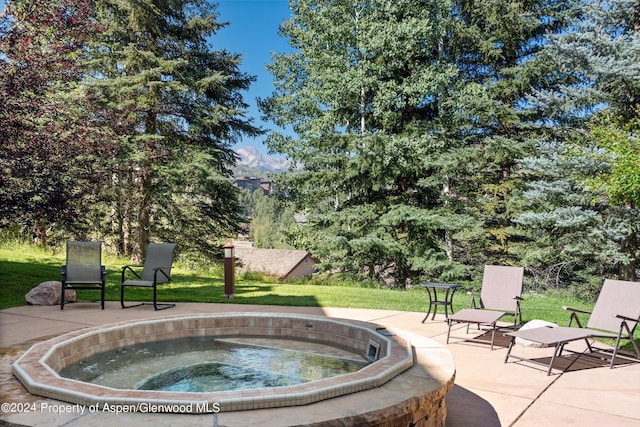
[13, 313, 414, 412]
[13, 313, 455, 427]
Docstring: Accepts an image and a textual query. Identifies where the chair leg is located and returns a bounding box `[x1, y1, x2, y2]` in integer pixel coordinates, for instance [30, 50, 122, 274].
[153, 284, 158, 311]
[489, 322, 496, 350]
[120, 286, 145, 309]
[583, 337, 594, 353]
[609, 322, 640, 369]
[628, 328, 640, 360]
[121, 283, 175, 310]
[504, 338, 514, 363]
[152, 284, 175, 310]
[547, 344, 563, 376]
[120, 285, 144, 309]
[610, 339, 620, 369]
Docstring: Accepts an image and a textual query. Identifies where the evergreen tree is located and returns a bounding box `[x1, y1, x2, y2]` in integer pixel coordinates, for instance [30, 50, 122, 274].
[87, 0, 260, 260]
[443, 0, 578, 264]
[520, 0, 640, 281]
[238, 188, 297, 249]
[531, 0, 640, 123]
[514, 140, 630, 294]
[261, 0, 574, 287]
[261, 0, 469, 287]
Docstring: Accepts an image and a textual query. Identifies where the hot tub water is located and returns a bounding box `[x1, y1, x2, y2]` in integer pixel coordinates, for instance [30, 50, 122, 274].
[60, 337, 368, 392]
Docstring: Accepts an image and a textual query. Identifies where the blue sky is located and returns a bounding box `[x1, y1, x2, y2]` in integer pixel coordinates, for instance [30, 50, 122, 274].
[215, 1, 293, 153]
[0, 0, 292, 154]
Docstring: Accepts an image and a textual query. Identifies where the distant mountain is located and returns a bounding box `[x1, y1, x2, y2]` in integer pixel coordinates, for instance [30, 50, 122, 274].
[235, 146, 291, 172]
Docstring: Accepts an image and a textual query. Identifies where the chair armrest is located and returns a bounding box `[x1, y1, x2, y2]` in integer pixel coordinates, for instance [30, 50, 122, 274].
[563, 306, 591, 328]
[154, 267, 172, 283]
[616, 314, 640, 324]
[121, 265, 142, 283]
[514, 296, 524, 301]
[563, 306, 591, 315]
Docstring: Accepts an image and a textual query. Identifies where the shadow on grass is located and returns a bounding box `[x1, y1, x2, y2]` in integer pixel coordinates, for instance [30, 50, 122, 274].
[110, 272, 323, 308]
[228, 292, 322, 307]
[0, 256, 323, 310]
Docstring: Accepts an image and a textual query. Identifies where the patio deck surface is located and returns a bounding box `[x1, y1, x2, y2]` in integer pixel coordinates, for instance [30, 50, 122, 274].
[1, 302, 639, 426]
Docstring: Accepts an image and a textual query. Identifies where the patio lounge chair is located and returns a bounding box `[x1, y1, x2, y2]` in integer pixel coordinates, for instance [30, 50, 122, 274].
[504, 279, 640, 375]
[61, 241, 106, 310]
[446, 265, 524, 349]
[120, 243, 176, 310]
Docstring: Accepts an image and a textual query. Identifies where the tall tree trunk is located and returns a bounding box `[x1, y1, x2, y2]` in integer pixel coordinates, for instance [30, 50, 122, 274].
[619, 228, 638, 280]
[442, 175, 453, 261]
[112, 171, 125, 256]
[133, 170, 151, 263]
[34, 219, 47, 247]
[132, 110, 158, 263]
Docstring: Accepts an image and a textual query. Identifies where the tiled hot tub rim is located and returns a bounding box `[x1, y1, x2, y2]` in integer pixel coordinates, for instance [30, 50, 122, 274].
[13, 313, 413, 413]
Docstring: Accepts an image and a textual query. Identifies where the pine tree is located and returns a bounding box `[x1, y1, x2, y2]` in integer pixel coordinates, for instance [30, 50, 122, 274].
[237, 188, 297, 249]
[442, 0, 578, 265]
[260, 0, 471, 287]
[86, 0, 260, 260]
[261, 0, 575, 287]
[514, 140, 630, 293]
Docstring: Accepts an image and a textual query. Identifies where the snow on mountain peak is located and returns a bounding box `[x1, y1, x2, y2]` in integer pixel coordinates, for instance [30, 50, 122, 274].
[236, 146, 291, 172]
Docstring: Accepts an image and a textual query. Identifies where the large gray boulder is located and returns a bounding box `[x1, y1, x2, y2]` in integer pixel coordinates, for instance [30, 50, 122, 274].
[25, 281, 76, 306]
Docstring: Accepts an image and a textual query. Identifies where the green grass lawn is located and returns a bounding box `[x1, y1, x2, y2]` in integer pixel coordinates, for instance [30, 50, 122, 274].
[3, 241, 638, 351]
[0, 241, 594, 320]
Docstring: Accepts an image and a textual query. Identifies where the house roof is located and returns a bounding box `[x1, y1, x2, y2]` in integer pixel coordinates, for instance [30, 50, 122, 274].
[233, 242, 317, 279]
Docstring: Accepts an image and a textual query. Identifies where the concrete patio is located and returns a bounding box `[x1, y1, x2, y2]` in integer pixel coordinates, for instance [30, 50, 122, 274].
[1, 302, 639, 426]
